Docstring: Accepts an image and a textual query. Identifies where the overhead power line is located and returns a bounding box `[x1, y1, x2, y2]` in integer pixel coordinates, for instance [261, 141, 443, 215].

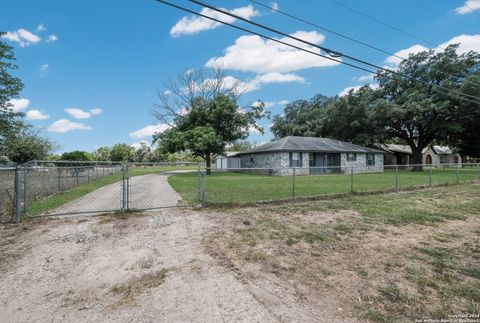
[325, 0, 445, 50]
[249, 0, 480, 88]
[185, 0, 480, 103]
[155, 0, 480, 105]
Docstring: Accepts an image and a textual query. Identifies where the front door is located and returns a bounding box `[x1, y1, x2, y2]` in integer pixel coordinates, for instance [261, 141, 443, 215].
[326, 153, 341, 173]
[309, 153, 325, 174]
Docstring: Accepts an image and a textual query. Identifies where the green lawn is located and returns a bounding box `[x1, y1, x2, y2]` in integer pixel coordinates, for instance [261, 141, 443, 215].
[168, 167, 480, 204]
[28, 165, 198, 216]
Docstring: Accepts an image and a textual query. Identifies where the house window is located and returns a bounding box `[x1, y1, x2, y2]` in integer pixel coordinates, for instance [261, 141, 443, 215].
[454, 155, 459, 164]
[347, 153, 356, 162]
[289, 152, 302, 167]
[439, 155, 446, 164]
[366, 153, 375, 166]
[250, 154, 254, 163]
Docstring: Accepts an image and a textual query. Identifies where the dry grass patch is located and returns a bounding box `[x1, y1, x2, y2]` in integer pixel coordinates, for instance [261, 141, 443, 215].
[204, 183, 480, 322]
[109, 269, 169, 306]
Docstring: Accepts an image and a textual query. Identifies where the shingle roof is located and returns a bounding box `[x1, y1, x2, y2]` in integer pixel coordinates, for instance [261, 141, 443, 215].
[378, 144, 454, 155]
[237, 136, 383, 155]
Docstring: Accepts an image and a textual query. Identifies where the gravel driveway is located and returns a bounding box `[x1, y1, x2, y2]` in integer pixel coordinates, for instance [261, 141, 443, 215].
[44, 172, 191, 216]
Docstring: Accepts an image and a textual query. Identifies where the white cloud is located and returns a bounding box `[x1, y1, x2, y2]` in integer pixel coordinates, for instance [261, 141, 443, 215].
[223, 72, 305, 94]
[46, 34, 58, 42]
[383, 34, 480, 69]
[7, 98, 30, 111]
[356, 73, 375, 82]
[26, 110, 50, 120]
[64, 108, 91, 119]
[36, 23, 46, 32]
[170, 5, 260, 37]
[129, 124, 171, 139]
[64, 107, 103, 119]
[455, 0, 480, 14]
[270, 2, 279, 10]
[90, 108, 103, 115]
[206, 30, 340, 74]
[2, 28, 42, 47]
[439, 34, 480, 54]
[47, 119, 92, 133]
[278, 100, 289, 105]
[40, 64, 49, 73]
[338, 83, 378, 97]
[385, 44, 428, 66]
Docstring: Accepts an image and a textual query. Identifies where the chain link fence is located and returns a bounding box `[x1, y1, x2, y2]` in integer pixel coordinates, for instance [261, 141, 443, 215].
[202, 163, 480, 204]
[2, 161, 478, 223]
[0, 168, 17, 223]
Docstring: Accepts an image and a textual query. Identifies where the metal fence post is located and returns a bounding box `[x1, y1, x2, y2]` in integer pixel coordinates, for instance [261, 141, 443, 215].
[292, 167, 296, 199]
[395, 165, 399, 190]
[350, 166, 354, 193]
[429, 164, 432, 186]
[122, 164, 127, 209]
[14, 167, 21, 223]
[200, 164, 206, 207]
[23, 166, 28, 215]
[456, 163, 459, 184]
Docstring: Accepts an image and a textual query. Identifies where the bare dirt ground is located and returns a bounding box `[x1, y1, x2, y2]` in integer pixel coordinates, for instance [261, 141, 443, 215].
[0, 210, 274, 323]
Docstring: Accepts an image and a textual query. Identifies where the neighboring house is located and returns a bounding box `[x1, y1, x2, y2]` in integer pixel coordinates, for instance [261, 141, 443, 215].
[378, 144, 461, 166]
[225, 136, 384, 176]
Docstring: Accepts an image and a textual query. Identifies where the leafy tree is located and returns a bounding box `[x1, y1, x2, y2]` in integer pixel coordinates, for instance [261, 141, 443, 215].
[6, 127, 55, 163]
[372, 44, 480, 169]
[454, 74, 480, 159]
[271, 95, 333, 138]
[60, 151, 94, 161]
[133, 141, 152, 162]
[226, 140, 253, 152]
[0, 33, 55, 162]
[93, 146, 112, 161]
[153, 68, 267, 174]
[0, 32, 24, 158]
[109, 143, 134, 162]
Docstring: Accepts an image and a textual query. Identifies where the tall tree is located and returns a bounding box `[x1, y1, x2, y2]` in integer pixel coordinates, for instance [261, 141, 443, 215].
[0, 33, 55, 162]
[0, 32, 24, 158]
[153, 68, 267, 173]
[110, 143, 134, 162]
[372, 44, 480, 169]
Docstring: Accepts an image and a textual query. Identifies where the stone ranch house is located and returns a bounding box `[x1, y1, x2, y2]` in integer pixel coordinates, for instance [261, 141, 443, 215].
[218, 136, 384, 176]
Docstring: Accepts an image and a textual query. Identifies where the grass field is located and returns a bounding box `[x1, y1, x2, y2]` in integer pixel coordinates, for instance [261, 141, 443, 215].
[28, 165, 198, 216]
[205, 183, 480, 322]
[169, 167, 480, 204]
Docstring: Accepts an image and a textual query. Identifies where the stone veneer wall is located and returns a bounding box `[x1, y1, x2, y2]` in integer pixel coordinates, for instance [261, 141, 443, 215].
[239, 152, 309, 176]
[236, 151, 384, 176]
[341, 153, 384, 173]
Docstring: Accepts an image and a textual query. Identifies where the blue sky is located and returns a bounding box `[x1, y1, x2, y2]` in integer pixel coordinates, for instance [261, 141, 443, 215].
[1, 0, 479, 153]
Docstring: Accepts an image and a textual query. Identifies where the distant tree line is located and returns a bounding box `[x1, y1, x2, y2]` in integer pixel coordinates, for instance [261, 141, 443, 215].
[52, 143, 203, 163]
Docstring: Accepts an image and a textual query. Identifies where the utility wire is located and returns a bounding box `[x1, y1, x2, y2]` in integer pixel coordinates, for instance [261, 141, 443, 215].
[461, 1, 480, 17]
[250, 0, 480, 87]
[325, 0, 445, 50]
[185, 0, 480, 103]
[155, 0, 480, 105]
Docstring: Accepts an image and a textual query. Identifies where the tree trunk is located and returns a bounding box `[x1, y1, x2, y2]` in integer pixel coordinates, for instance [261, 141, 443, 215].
[411, 146, 424, 172]
[205, 153, 211, 175]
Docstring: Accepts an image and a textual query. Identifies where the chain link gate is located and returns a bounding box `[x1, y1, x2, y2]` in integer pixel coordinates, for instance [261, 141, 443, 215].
[126, 162, 204, 210]
[18, 160, 126, 218]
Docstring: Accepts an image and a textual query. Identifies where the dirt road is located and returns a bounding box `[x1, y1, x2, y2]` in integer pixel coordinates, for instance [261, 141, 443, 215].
[0, 210, 274, 322]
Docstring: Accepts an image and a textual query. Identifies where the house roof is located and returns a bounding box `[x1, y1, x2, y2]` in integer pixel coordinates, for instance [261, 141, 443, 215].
[378, 144, 454, 155]
[236, 136, 383, 155]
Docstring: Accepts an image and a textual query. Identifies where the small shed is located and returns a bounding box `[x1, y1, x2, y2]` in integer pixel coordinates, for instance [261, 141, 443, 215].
[216, 151, 241, 170]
